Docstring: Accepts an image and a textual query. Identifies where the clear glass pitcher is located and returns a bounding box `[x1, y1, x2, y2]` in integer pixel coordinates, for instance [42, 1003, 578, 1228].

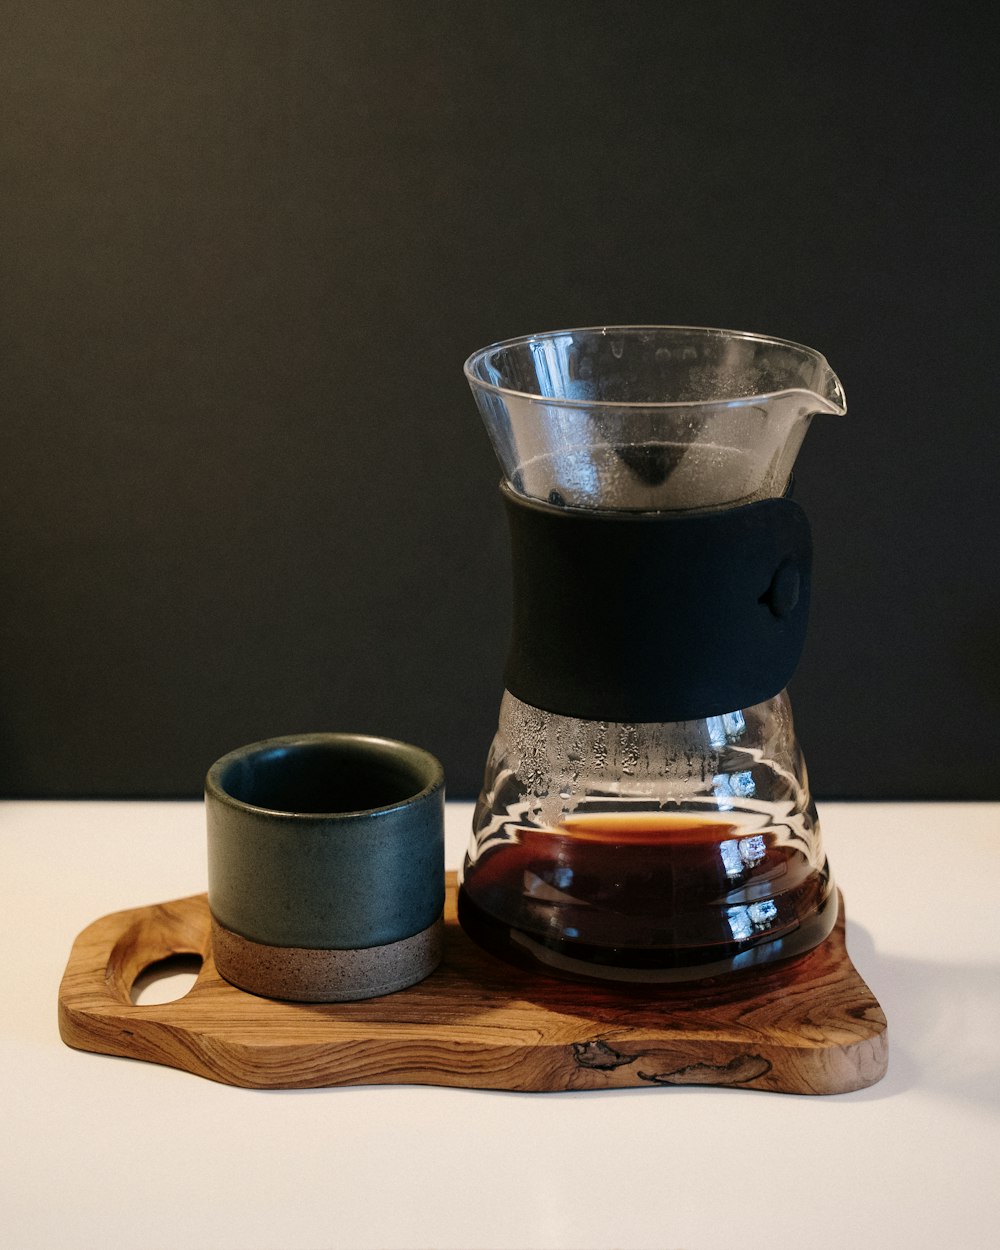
[458, 326, 846, 984]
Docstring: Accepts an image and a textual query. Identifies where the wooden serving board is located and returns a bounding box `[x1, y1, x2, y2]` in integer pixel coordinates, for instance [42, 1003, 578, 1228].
[58, 876, 887, 1094]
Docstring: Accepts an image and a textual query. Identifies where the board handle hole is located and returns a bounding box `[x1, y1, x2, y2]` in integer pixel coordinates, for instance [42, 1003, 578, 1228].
[130, 953, 204, 1005]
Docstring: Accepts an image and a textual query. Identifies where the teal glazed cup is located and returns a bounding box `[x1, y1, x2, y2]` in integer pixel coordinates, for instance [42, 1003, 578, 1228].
[206, 733, 445, 1002]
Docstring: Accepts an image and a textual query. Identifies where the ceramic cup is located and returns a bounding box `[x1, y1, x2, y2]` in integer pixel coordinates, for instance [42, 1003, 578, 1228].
[206, 732, 445, 1002]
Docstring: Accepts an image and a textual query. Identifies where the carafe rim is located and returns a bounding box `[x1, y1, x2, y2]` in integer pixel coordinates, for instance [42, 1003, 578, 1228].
[464, 324, 845, 414]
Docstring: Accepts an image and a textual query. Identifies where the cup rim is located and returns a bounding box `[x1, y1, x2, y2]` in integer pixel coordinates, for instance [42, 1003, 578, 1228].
[205, 732, 445, 820]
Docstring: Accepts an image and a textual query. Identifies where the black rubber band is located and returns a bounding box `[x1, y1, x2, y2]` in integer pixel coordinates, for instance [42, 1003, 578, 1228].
[502, 482, 812, 723]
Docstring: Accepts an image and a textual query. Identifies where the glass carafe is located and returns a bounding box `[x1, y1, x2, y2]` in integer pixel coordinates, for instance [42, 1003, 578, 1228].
[458, 326, 846, 984]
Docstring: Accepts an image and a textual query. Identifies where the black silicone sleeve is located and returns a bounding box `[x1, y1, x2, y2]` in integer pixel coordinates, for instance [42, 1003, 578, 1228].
[501, 482, 812, 723]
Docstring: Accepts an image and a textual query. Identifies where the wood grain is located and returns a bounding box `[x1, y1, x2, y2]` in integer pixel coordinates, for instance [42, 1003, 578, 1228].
[58, 877, 887, 1094]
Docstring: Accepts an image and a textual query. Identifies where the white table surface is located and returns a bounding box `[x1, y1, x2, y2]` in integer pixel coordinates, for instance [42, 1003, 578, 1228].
[2, 799, 998, 1250]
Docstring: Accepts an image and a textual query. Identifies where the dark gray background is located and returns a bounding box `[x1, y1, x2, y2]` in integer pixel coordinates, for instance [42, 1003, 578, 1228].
[3, 1, 997, 799]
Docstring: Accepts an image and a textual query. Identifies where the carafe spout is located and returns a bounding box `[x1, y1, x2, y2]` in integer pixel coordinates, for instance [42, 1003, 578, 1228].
[805, 362, 847, 416]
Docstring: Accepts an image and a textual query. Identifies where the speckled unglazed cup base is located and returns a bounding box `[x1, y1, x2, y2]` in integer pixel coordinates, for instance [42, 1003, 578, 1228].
[211, 914, 444, 1002]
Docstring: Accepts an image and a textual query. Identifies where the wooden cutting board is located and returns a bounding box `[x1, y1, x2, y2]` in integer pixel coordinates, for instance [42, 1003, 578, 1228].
[58, 875, 887, 1094]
